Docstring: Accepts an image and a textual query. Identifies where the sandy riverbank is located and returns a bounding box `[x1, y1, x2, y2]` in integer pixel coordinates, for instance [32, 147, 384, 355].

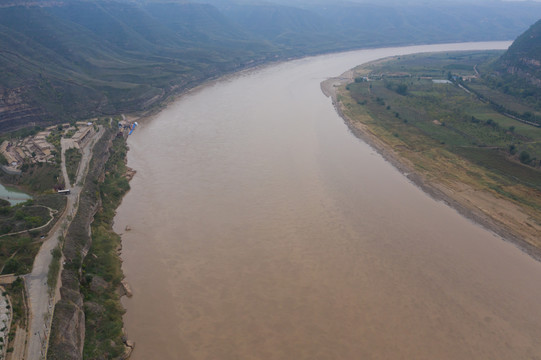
[321, 67, 541, 262]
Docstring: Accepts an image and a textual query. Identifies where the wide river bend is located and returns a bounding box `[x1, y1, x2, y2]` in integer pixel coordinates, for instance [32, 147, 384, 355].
[114, 42, 541, 359]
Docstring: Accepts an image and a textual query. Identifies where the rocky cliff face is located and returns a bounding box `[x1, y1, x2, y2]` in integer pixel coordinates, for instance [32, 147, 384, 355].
[48, 274, 86, 359]
[503, 62, 541, 88]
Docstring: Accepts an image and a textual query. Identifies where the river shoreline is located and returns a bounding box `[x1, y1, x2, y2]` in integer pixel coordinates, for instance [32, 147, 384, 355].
[321, 70, 541, 262]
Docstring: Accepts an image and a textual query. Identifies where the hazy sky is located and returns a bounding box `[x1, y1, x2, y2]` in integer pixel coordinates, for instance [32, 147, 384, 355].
[210, 0, 541, 5]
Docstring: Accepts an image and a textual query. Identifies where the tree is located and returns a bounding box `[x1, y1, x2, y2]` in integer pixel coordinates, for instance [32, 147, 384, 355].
[519, 150, 531, 164]
[3, 259, 23, 275]
[396, 83, 408, 95]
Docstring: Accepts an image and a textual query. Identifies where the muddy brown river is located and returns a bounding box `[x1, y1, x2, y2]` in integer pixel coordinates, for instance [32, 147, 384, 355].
[114, 42, 541, 359]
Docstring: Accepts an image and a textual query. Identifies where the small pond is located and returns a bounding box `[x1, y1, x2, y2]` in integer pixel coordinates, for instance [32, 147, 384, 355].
[0, 183, 32, 205]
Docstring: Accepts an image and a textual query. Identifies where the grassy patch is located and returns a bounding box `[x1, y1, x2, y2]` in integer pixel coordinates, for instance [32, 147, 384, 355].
[65, 148, 82, 185]
[0, 194, 65, 275]
[47, 243, 62, 295]
[0, 162, 62, 193]
[454, 147, 541, 191]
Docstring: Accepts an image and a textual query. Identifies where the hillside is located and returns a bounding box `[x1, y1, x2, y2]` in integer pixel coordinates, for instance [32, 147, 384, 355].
[0, 1, 277, 131]
[1, 0, 541, 132]
[487, 19, 541, 110]
[498, 19, 541, 84]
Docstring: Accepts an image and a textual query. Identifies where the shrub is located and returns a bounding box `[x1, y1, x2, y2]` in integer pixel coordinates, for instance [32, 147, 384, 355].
[519, 151, 531, 164]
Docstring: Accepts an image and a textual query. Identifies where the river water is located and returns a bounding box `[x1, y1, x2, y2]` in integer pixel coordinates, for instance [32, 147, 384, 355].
[114, 42, 541, 359]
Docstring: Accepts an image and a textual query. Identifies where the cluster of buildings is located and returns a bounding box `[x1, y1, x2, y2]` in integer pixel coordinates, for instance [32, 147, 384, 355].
[0, 122, 95, 174]
[0, 129, 56, 171]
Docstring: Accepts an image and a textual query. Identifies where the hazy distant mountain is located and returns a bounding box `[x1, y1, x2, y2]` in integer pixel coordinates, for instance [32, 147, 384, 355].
[1, 0, 541, 132]
[221, 1, 541, 50]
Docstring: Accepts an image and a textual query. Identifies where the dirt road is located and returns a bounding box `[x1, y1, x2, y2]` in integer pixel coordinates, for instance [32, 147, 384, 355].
[24, 126, 103, 360]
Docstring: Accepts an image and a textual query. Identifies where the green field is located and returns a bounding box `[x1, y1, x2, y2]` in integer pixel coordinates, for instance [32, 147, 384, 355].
[65, 148, 82, 185]
[347, 52, 541, 165]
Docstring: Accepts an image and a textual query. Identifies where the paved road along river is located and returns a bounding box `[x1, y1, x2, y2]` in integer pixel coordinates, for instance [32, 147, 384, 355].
[114, 42, 541, 359]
